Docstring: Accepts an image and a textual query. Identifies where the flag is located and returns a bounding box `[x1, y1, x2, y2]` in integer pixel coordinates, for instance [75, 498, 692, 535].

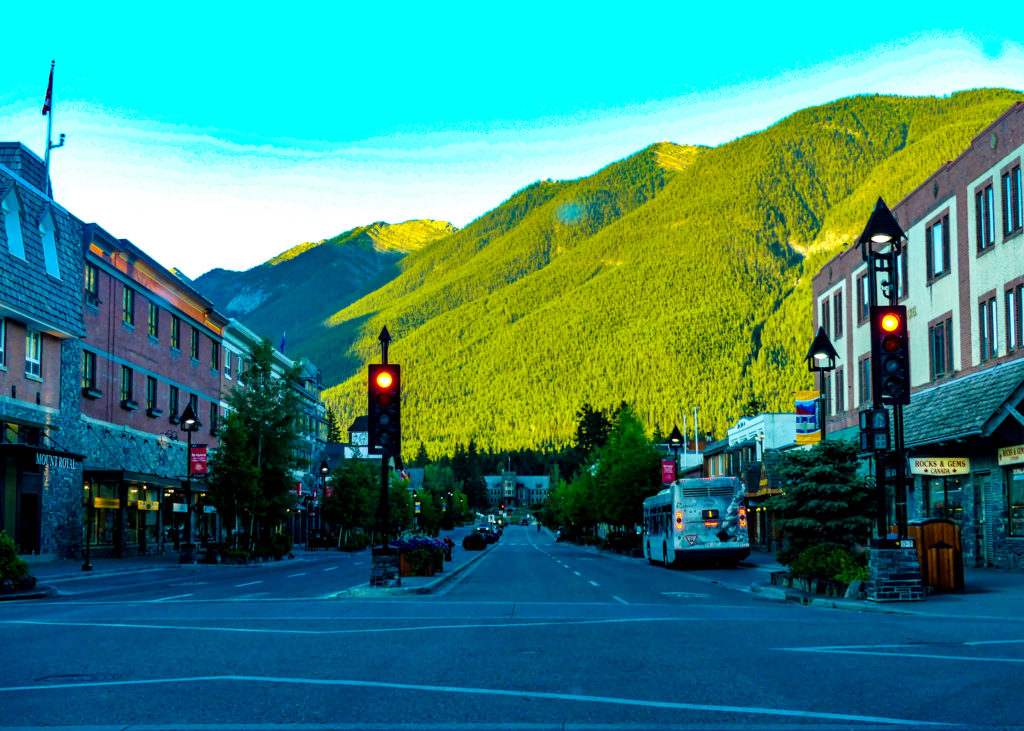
[279, 331, 286, 354]
[795, 390, 821, 445]
[42, 63, 53, 116]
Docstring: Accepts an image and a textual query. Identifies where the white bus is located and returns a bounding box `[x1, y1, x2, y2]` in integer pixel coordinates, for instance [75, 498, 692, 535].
[642, 477, 750, 567]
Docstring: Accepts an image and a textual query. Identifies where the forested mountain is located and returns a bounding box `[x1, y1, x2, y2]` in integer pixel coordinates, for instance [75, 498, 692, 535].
[309, 90, 1020, 456]
[193, 220, 454, 379]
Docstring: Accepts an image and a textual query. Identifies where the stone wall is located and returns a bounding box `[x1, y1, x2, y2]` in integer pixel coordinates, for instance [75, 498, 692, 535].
[868, 547, 924, 602]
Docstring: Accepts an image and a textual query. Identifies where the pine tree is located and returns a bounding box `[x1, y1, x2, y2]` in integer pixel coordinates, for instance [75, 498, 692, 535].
[326, 407, 343, 444]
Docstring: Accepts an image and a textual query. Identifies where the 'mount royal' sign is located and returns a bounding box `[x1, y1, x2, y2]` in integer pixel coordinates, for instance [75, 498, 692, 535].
[35, 452, 79, 470]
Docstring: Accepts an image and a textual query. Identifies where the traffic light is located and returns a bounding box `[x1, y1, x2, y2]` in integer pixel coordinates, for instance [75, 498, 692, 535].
[367, 364, 401, 456]
[859, 406, 890, 452]
[870, 305, 910, 406]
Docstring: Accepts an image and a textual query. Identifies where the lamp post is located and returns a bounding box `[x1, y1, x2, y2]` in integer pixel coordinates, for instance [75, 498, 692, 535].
[806, 327, 839, 442]
[668, 424, 683, 479]
[82, 484, 93, 571]
[319, 458, 329, 540]
[179, 401, 201, 562]
[857, 197, 910, 542]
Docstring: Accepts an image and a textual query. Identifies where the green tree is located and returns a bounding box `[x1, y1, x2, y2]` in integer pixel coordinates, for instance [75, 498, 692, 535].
[764, 439, 874, 565]
[326, 407, 343, 444]
[206, 337, 302, 550]
[321, 459, 376, 541]
[574, 403, 612, 455]
[410, 441, 430, 467]
[593, 404, 662, 531]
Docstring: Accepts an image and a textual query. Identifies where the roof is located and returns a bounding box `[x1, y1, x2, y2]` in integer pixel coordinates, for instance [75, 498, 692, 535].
[348, 415, 368, 432]
[903, 358, 1024, 448]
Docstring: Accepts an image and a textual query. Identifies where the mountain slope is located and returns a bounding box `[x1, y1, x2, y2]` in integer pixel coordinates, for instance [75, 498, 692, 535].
[193, 220, 454, 375]
[319, 90, 1021, 454]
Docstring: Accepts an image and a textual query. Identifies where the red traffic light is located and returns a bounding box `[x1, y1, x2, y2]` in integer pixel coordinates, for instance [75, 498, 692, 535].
[880, 311, 901, 333]
[375, 370, 394, 389]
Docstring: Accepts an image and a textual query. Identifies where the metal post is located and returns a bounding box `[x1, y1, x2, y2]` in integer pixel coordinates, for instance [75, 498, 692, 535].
[82, 488, 93, 571]
[185, 428, 193, 551]
[380, 459, 390, 549]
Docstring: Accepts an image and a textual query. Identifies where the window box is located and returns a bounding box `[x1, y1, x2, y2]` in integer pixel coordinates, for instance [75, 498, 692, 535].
[146, 407, 164, 418]
[82, 387, 102, 399]
[169, 414, 180, 424]
[120, 399, 139, 410]
[85, 293, 101, 308]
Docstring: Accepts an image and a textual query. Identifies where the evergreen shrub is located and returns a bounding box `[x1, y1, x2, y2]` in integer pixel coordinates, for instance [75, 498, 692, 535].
[789, 545, 860, 582]
[0, 531, 28, 582]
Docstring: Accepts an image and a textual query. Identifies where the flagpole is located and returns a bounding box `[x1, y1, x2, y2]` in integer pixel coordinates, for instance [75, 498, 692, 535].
[43, 60, 54, 196]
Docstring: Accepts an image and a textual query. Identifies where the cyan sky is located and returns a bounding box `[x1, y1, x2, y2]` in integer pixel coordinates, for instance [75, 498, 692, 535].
[1, 2, 1022, 276]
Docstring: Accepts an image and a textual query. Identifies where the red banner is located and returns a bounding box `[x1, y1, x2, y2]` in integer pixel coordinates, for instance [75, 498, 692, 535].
[189, 445, 208, 476]
[661, 460, 676, 484]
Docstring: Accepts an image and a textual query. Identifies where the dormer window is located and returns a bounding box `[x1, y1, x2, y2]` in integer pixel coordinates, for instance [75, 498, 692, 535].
[2, 189, 26, 260]
[39, 210, 60, 279]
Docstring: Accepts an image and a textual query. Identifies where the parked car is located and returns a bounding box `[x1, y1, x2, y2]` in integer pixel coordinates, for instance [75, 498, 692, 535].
[308, 528, 337, 550]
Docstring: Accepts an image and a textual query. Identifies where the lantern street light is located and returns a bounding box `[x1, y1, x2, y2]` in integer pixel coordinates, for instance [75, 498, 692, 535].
[319, 458, 330, 538]
[179, 400, 201, 562]
[806, 327, 839, 442]
[668, 424, 683, 477]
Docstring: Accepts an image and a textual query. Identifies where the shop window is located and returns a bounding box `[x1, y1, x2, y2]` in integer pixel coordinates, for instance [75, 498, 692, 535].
[1008, 469, 1024, 537]
[924, 477, 963, 521]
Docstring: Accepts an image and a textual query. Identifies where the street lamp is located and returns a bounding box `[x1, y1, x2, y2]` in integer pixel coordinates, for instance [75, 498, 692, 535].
[179, 400, 201, 562]
[668, 424, 683, 478]
[319, 458, 329, 539]
[806, 327, 838, 442]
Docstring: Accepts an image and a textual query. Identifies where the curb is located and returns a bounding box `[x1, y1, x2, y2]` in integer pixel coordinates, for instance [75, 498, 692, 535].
[340, 545, 492, 597]
[749, 582, 920, 615]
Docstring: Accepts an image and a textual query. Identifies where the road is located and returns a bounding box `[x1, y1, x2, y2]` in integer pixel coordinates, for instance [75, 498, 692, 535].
[1, 525, 1021, 729]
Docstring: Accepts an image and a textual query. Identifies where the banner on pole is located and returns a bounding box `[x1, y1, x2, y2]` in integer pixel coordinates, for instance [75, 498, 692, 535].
[189, 444, 208, 476]
[795, 390, 821, 445]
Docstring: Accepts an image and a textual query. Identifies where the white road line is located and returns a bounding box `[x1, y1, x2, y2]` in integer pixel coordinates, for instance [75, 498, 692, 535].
[781, 646, 1024, 663]
[573, 571, 581, 576]
[287, 573, 306, 578]
[0, 674, 947, 725]
[235, 580, 263, 588]
[152, 593, 193, 602]
[588, 580, 599, 587]
[612, 596, 628, 605]
[662, 591, 710, 599]
[323, 566, 339, 572]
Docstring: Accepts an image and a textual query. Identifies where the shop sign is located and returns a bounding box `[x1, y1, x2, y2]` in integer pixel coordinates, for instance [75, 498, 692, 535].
[203, 505, 217, 513]
[998, 444, 1024, 466]
[35, 452, 78, 470]
[909, 457, 970, 476]
[137, 500, 160, 511]
[93, 497, 120, 509]
[172, 503, 188, 513]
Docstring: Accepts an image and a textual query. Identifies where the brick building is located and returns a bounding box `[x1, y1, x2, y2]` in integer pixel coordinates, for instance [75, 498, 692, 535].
[0, 143, 86, 556]
[812, 101, 1024, 567]
[79, 223, 228, 556]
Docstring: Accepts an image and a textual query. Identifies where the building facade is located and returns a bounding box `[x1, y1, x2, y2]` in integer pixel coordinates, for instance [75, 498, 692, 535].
[484, 472, 550, 508]
[0, 143, 86, 557]
[812, 101, 1024, 567]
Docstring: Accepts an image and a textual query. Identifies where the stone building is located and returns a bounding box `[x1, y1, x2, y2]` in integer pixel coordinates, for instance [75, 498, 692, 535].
[0, 143, 86, 557]
[812, 101, 1024, 568]
[484, 472, 550, 508]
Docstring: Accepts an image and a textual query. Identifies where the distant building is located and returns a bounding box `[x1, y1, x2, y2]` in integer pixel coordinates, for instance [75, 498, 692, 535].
[484, 471, 550, 508]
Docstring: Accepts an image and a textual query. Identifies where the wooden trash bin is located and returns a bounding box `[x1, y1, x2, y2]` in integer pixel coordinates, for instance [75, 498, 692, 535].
[907, 519, 964, 592]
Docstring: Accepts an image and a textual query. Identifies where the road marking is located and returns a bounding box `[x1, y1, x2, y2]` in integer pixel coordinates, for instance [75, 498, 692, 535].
[612, 596, 628, 605]
[152, 593, 193, 602]
[588, 580, 599, 587]
[287, 573, 307, 578]
[323, 566, 339, 572]
[235, 581, 263, 588]
[661, 591, 710, 599]
[573, 571, 581, 576]
[0, 674, 947, 725]
[780, 644, 1024, 664]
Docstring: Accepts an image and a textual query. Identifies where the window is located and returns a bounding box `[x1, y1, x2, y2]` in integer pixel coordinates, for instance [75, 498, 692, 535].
[146, 376, 158, 410]
[926, 215, 950, 280]
[189, 393, 198, 413]
[190, 329, 199, 360]
[929, 318, 954, 379]
[820, 299, 830, 339]
[210, 403, 219, 434]
[1007, 285, 1024, 352]
[858, 356, 871, 406]
[2, 189, 26, 259]
[25, 330, 41, 378]
[895, 246, 908, 300]
[833, 292, 843, 339]
[0, 318, 5, 368]
[39, 211, 60, 279]
[976, 184, 995, 251]
[224, 350, 233, 379]
[82, 350, 97, 390]
[1003, 166, 1023, 236]
[85, 263, 99, 303]
[170, 316, 181, 350]
[857, 274, 870, 322]
[237, 357, 245, 385]
[834, 368, 845, 414]
[211, 341, 220, 371]
[122, 285, 135, 326]
[821, 375, 831, 418]
[148, 303, 159, 339]
[120, 366, 134, 403]
[980, 297, 998, 362]
[169, 386, 179, 418]
[1009, 469, 1024, 537]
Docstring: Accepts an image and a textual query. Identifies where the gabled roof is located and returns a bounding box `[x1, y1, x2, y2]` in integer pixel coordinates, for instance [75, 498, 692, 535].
[903, 358, 1024, 448]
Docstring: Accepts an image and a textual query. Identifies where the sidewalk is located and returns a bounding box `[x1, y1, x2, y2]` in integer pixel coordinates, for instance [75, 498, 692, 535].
[743, 549, 1024, 620]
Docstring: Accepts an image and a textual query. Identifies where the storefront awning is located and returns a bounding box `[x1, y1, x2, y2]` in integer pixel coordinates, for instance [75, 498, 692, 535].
[903, 358, 1024, 448]
[83, 470, 185, 489]
[0, 443, 85, 468]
